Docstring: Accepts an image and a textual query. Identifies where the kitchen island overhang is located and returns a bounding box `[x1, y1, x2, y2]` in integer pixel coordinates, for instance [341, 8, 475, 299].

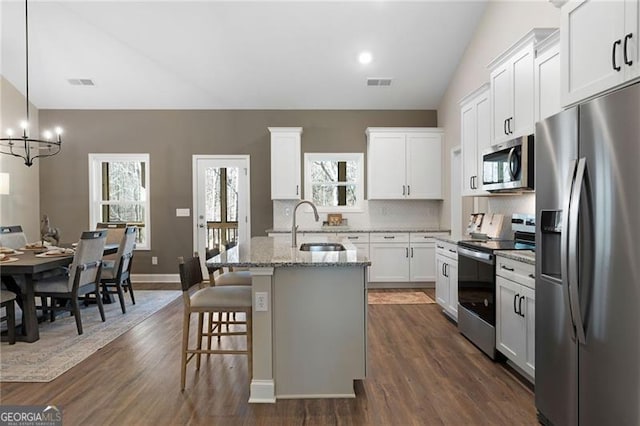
[206, 236, 371, 403]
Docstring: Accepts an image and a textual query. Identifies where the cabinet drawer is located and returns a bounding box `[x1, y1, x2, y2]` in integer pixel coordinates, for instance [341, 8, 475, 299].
[496, 256, 535, 289]
[410, 232, 447, 243]
[369, 233, 410, 243]
[340, 233, 370, 243]
[435, 241, 458, 261]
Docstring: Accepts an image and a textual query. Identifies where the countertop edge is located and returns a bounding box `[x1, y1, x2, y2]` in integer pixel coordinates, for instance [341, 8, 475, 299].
[495, 250, 536, 265]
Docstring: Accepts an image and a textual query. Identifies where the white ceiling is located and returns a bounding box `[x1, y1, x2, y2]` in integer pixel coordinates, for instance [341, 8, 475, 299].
[0, 1, 487, 110]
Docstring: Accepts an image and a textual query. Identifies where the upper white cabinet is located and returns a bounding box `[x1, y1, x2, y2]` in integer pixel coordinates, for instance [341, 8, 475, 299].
[269, 127, 302, 200]
[366, 128, 443, 200]
[489, 29, 557, 145]
[561, 0, 639, 106]
[459, 84, 490, 196]
[535, 30, 562, 122]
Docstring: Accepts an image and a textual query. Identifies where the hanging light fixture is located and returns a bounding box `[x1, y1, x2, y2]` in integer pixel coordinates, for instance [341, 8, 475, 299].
[0, 0, 63, 167]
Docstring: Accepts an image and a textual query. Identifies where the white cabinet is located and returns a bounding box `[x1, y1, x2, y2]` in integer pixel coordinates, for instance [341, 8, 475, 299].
[409, 233, 437, 282]
[535, 30, 562, 122]
[366, 128, 443, 200]
[561, 0, 639, 106]
[269, 127, 302, 200]
[489, 29, 557, 145]
[460, 84, 490, 196]
[435, 240, 459, 321]
[496, 255, 536, 380]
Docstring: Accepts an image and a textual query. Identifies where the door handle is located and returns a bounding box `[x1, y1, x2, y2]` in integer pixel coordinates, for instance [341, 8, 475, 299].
[568, 157, 588, 344]
[561, 159, 578, 342]
[514, 293, 519, 315]
[198, 223, 205, 229]
[624, 33, 634, 66]
[519, 295, 525, 318]
[613, 39, 622, 71]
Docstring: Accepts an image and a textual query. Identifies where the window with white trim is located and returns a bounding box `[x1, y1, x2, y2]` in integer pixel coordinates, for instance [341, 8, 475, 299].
[304, 153, 364, 211]
[89, 153, 150, 249]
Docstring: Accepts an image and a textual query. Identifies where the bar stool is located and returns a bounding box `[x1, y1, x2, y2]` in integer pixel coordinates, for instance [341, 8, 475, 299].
[208, 267, 252, 345]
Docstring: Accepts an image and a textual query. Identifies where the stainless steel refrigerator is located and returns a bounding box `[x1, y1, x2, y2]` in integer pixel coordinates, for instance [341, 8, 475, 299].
[535, 82, 640, 426]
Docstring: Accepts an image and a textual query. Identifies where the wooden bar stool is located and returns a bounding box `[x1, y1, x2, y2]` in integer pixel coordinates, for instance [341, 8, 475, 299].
[208, 267, 252, 346]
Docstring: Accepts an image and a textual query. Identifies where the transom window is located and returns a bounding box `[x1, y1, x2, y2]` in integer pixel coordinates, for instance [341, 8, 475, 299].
[88, 153, 150, 249]
[304, 153, 364, 211]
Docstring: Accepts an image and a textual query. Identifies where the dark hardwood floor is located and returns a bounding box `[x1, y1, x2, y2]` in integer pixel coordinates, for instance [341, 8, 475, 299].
[1, 287, 536, 425]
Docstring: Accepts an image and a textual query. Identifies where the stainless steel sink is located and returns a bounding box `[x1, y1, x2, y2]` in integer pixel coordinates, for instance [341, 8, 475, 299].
[299, 243, 346, 252]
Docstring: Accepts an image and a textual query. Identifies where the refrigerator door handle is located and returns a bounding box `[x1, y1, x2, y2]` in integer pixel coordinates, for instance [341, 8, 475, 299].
[561, 159, 578, 342]
[568, 157, 588, 345]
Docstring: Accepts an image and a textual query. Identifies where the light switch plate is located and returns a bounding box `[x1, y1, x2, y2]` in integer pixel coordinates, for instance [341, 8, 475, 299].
[176, 208, 190, 217]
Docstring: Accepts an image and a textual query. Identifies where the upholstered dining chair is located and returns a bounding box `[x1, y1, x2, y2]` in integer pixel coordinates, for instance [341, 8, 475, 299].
[100, 226, 136, 313]
[34, 230, 107, 335]
[178, 253, 252, 391]
[208, 266, 252, 346]
[0, 225, 27, 249]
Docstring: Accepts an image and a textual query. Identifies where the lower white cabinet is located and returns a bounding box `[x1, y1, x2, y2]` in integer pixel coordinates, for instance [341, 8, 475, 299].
[369, 233, 442, 283]
[369, 242, 410, 282]
[435, 241, 459, 321]
[496, 256, 535, 380]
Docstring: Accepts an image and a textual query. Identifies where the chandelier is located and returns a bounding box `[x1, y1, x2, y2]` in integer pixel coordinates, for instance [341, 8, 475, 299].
[0, 0, 63, 167]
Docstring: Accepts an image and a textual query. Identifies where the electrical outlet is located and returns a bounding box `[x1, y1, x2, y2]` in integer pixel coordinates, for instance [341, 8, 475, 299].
[151, 256, 158, 265]
[255, 292, 268, 312]
[284, 207, 291, 216]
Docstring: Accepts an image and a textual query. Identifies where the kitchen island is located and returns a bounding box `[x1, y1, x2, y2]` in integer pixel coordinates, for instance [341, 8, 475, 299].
[206, 236, 371, 403]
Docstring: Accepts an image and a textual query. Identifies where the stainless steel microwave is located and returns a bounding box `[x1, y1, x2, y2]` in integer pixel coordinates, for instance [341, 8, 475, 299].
[482, 135, 534, 192]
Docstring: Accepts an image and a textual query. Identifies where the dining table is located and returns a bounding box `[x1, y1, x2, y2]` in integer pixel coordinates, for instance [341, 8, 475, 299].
[0, 243, 118, 343]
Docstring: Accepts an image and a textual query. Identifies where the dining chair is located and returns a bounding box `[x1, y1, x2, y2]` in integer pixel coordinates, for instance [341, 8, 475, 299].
[178, 253, 252, 391]
[96, 222, 127, 245]
[0, 225, 27, 249]
[100, 226, 136, 313]
[34, 230, 107, 335]
[1, 290, 17, 344]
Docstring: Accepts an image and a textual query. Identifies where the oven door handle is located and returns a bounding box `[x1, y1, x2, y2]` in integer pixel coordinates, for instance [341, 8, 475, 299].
[457, 246, 494, 264]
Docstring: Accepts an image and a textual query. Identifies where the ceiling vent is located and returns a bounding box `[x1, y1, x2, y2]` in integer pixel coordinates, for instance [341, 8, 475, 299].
[68, 79, 95, 86]
[367, 78, 392, 87]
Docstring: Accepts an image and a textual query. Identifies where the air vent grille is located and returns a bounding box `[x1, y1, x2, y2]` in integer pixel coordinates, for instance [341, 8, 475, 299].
[68, 79, 95, 86]
[367, 78, 392, 87]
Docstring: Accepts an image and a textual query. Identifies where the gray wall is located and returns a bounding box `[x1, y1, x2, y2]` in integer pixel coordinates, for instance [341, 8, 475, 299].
[38, 109, 436, 274]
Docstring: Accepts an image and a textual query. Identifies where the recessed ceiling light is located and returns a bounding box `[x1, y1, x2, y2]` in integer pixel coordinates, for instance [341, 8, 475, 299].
[358, 51, 372, 65]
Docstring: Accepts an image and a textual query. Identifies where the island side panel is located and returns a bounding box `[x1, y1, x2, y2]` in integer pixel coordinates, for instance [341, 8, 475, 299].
[249, 267, 276, 403]
[273, 266, 366, 398]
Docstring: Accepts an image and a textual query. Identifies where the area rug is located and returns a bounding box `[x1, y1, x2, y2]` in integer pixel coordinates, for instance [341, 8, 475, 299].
[0, 290, 180, 382]
[368, 291, 436, 305]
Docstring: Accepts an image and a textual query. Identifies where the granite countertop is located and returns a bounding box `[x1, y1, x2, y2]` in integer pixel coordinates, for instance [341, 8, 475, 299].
[206, 236, 371, 269]
[266, 227, 451, 234]
[435, 235, 462, 245]
[496, 250, 536, 265]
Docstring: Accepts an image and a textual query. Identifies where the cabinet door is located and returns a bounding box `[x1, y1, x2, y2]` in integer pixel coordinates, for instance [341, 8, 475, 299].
[561, 0, 626, 106]
[460, 101, 477, 196]
[409, 242, 436, 282]
[271, 131, 301, 199]
[491, 63, 513, 144]
[474, 93, 491, 194]
[522, 286, 536, 378]
[535, 40, 562, 122]
[625, 0, 640, 81]
[406, 132, 442, 199]
[367, 133, 406, 199]
[511, 44, 535, 138]
[496, 277, 526, 361]
[435, 255, 449, 308]
[369, 243, 409, 282]
[447, 262, 458, 320]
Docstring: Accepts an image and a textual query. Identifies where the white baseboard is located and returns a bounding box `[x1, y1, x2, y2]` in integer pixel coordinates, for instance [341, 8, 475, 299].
[131, 274, 180, 283]
[367, 281, 435, 289]
[249, 380, 276, 403]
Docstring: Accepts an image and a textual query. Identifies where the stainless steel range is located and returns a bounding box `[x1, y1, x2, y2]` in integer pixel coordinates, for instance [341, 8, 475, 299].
[457, 218, 535, 359]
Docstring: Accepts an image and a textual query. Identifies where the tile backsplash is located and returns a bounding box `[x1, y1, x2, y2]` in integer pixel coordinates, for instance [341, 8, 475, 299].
[272, 200, 442, 230]
[487, 193, 535, 217]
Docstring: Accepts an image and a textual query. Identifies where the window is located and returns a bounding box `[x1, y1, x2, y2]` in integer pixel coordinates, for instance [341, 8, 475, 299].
[205, 167, 239, 256]
[304, 153, 364, 211]
[89, 154, 150, 249]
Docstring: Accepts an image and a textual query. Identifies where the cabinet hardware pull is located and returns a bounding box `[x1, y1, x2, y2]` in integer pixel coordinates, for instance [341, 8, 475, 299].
[519, 295, 525, 318]
[469, 176, 474, 190]
[528, 273, 535, 279]
[472, 176, 476, 189]
[449, 249, 457, 253]
[613, 39, 622, 71]
[442, 263, 446, 277]
[514, 293, 519, 315]
[501, 265, 515, 271]
[445, 263, 449, 277]
[624, 33, 634, 66]
[348, 236, 358, 240]
[411, 247, 414, 258]
[383, 236, 395, 239]
[504, 118, 508, 136]
[402, 185, 406, 196]
[407, 185, 411, 196]
[405, 248, 409, 258]
[508, 117, 514, 134]
[437, 244, 445, 249]
[296, 185, 299, 195]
